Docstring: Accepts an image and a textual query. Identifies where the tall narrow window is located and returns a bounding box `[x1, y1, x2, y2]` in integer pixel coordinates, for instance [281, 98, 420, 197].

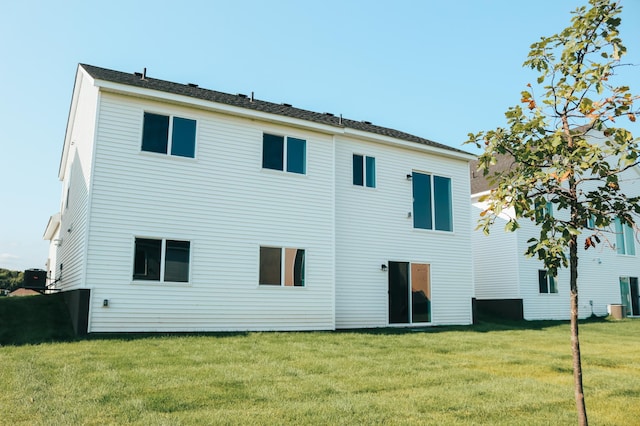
[259, 246, 305, 287]
[353, 155, 364, 186]
[412, 172, 452, 231]
[259, 246, 282, 285]
[164, 240, 191, 282]
[413, 172, 432, 229]
[433, 175, 452, 231]
[615, 217, 636, 255]
[133, 238, 190, 283]
[142, 112, 196, 158]
[538, 270, 557, 294]
[287, 137, 306, 174]
[171, 117, 197, 158]
[262, 133, 306, 174]
[134, 238, 162, 281]
[262, 134, 284, 171]
[352, 154, 376, 188]
[365, 156, 376, 188]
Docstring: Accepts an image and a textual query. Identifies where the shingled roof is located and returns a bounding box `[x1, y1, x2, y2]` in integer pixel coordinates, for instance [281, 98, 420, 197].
[469, 154, 517, 194]
[80, 64, 472, 157]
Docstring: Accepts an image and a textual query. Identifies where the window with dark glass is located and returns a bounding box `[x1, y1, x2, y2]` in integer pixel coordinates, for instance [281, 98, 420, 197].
[352, 154, 376, 188]
[412, 172, 452, 231]
[171, 117, 197, 158]
[262, 134, 284, 171]
[287, 137, 306, 174]
[259, 246, 305, 287]
[433, 175, 452, 231]
[164, 240, 190, 282]
[535, 199, 553, 222]
[538, 270, 557, 294]
[133, 238, 190, 283]
[262, 133, 306, 174]
[142, 112, 196, 158]
[134, 238, 162, 281]
[615, 217, 636, 256]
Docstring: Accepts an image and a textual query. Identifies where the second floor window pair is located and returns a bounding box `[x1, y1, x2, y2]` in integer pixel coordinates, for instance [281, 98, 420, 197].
[142, 112, 196, 158]
[262, 133, 306, 174]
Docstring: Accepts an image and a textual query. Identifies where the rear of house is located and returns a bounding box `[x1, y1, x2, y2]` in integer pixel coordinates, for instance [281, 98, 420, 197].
[45, 64, 475, 333]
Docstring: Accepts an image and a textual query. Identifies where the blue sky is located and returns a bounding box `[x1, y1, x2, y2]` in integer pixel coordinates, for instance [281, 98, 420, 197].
[1, 0, 639, 271]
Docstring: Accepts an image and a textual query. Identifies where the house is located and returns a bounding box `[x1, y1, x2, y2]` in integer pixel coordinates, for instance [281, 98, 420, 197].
[44, 64, 475, 334]
[8, 288, 41, 297]
[470, 143, 640, 320]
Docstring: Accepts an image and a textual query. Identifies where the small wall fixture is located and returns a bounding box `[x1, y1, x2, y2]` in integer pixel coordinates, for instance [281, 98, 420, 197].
[103, 299, 109, 307]
[381, 264, 388, 271]
[406, 174, 413, 180]
[407, 212, 412, 218]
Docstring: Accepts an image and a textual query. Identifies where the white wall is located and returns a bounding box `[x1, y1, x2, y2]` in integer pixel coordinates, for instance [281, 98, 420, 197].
[55, 71, 99, 291]
[471, 203, 520, 300]
[335, 138, 474, 328]
[84, 93, 336, 332]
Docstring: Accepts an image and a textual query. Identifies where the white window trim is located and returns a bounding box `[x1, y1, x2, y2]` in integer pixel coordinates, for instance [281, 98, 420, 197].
[258, 245, 307, 288]
[411, 170, 454, 233]
[261, 132, 307, 175]
[141, 111, 198, 159]
[131, 236, 192, 285]
[352, 153, 376, 189]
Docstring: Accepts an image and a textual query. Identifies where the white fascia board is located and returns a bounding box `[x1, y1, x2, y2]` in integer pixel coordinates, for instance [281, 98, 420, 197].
[93, 79, 474, 161]
[43, 212, 61, 240]
[59, 66, 94, 181]
[471, 190, 492, 202]
[342, 127, 476, 162]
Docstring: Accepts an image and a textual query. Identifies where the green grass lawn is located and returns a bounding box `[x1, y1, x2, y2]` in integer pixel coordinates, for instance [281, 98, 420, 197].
[1, 297, 639, 425]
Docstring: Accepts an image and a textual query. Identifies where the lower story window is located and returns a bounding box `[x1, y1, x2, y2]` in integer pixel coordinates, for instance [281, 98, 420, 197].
[538, 270, 557, 294]
[259, 246, 305, 286]
[134, 238, 190, 283]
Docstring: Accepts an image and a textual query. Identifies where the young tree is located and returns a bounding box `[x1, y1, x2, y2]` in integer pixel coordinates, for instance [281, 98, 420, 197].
[466, 1, 639, 424]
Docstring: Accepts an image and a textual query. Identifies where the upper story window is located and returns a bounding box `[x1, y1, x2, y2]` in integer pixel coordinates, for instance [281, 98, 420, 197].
[142, 112, 196, 158]
[538, 270, 558, 294]
[259, 246, 306, 287]
[262, 133, 306, 174]
[133, 237, 191, 283]
[535, 199, 553, 222]
[615, 217, 636, 256]
[353, 154, 376, 188]
[412, 172, 453, 232]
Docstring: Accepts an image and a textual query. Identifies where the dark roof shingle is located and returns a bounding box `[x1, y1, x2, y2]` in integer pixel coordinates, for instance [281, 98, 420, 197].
[469, 154, 517, 194]
[80, 64, 472, 156]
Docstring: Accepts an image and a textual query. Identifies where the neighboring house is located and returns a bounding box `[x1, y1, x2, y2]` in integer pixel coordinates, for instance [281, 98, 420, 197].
[471, 143, 640, 320]
[8, 288, 41, 297]
[43, 64, 476, 333]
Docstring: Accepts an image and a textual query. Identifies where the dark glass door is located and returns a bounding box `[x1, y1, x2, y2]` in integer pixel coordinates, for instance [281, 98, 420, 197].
[388, 262, 410, 324]
[631, 277, 639, 316]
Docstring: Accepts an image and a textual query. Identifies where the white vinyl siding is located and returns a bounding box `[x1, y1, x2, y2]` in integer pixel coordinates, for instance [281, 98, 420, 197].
[335, 139, 474, 328]
[471, 204, 521, 300]
[55, 73, 99, 291]
[84, 93, 335, 332]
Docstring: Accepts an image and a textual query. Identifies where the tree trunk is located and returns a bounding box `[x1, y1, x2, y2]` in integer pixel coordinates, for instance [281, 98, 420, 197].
[570, 234, 588, 425]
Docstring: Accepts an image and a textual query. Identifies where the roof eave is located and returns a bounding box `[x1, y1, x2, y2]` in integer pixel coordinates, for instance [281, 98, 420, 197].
[59, 65, 92, 181]
[92, 78, 476, 161]
[43, 212, 61, 240]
